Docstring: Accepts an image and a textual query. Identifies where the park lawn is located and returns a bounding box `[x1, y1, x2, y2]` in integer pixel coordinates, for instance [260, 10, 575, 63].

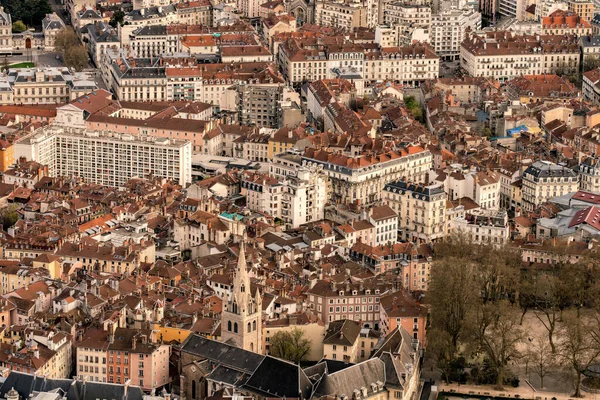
[1, 62, 35, 71]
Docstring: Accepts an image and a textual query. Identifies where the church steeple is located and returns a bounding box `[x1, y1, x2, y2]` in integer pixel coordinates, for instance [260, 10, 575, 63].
[233, 243, 250, 300]
[221, 242, 262, 353]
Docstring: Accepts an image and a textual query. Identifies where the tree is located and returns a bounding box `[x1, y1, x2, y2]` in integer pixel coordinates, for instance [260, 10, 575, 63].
[269, 328, 311, 364]
[0, 205, 19, 230]
[429, 255, 476, 350]
[529, 273, 570, 353]
[54, 28, 80, 55]
[471, 301, 523, 389]
[109, 10, 125, 28]
[11, 20, 26, 33]
[1, 0, 51, 26]
[558, 311, 600, 397]
[584, 56, 600, 72]
[64, 45, 88, 71]
[529, 334, 555, 389]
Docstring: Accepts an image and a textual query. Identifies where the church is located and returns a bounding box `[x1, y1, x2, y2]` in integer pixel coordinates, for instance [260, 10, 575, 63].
[220, 243, 262, 353]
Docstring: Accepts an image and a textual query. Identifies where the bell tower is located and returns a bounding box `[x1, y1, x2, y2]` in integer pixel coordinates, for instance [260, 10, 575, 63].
[221, 244, 262, 353]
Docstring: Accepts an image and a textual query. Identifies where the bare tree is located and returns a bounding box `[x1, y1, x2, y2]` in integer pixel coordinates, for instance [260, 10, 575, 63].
[558, 311, 600, 397]
[472, 300, 523, 389]
[530, 334, 555, 389]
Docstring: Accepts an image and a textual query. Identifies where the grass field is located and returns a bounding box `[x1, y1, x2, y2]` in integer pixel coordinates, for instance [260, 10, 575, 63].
[1, 62, 35, 71]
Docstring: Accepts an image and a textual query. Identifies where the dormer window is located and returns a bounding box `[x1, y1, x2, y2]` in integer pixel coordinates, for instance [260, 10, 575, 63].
[339, 290, 344, 296]
[352, 290, 358, 295]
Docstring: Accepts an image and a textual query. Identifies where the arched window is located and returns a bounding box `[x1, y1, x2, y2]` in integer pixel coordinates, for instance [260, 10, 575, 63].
[253, 320, 257, 331]
[227, 321, 232, 331]
[192, 380, 196, 400]
[240, 284, 245, 293]
[234, 322, 238, 333]
[250, 342, 254, 352]
[247, 322, 251, 333]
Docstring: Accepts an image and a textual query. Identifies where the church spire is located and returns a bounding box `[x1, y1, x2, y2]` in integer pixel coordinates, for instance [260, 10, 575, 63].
[233, 243, 250, 298]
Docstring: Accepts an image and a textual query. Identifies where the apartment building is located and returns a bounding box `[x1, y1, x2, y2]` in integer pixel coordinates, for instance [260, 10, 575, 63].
[82, 22, 120, 67]
[241, 167, 327, 228]
[120, 5, 178, 46]
[460, 31, 580, 82]
[363, 44, 440, 86]
[384, 3, 431, 26]
[103, 50, 167, 102]
[306, 279, 391, 328]
[0, 263, 48, 296]
[383, 180, 446, 243]
[315, 0, 368, 30]
[369, 205, 399, 246]
[583, 68, 600, 104]
[535, 0, 568, 20]
[497, 0, 529, 19]
[4, 68, 98, 104]
[322, 319, 379, 363]
[431, 6, 481, 60]
[14, 113, 192, 187]
[379, 290, 427, 344]
[541, 9, 592, 35]
[568, 0, 594, 21]
[107, 328, 170, 389]
[281, 38, 439, 87]
[278, 145, 432, 206]
[452, 209, 510, 245]
[176, 0, 212, 26]
[579, 155, 600, 193]
[238, 82, 285, 128]
[522, 160, 579, 211]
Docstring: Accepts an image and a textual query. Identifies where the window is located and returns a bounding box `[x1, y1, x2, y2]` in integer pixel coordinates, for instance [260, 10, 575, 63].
[234, 322, 238, 333]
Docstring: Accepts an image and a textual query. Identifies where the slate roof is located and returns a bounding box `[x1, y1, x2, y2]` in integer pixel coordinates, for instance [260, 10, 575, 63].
[181, 334, 264, 373]
[0, 372, 146, 400]
[314, 358, 386, 397]
[323, 319, 361, 346]
[181, 335, 314, 399]
[242, 355, 313, 399]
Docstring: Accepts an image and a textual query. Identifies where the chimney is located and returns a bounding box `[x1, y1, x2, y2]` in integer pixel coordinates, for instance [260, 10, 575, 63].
[132, 335, 137, 350]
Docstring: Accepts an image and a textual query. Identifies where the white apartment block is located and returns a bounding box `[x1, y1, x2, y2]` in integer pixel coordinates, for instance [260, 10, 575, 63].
[14, 108, 192, 187]
[452, 209, 509, 245]
[383, 180, 446, 243]
[522, 160, 579, 211]
[460, 31, 580, 82]
[431, 6, 481, 60]
[241, 167, 328, 228]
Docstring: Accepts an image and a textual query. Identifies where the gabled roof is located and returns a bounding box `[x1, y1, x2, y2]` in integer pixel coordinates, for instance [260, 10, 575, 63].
[323, 319, 361, 346]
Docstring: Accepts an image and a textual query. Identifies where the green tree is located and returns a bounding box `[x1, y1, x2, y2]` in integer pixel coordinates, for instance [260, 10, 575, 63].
[269, 328, 311, 364]
[0, 205, 19, 230]
[109, 10, 125, 28]
[11, 20, 26, 33]
[584, 56, 600, 72]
